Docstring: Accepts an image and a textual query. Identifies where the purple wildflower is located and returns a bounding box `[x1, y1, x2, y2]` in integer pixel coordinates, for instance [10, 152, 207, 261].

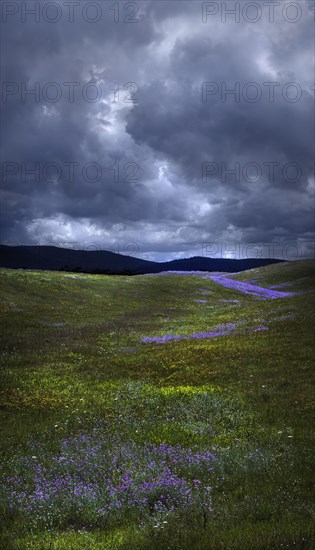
[273, 313, 296, 321]
[208, 275, 295, 300]
[141, 334, 182, 344]
[268, 282, 292, 289]
[0, 436, 216, 529]
[141, 322, 237, 344]
[248, 325, 268, 333]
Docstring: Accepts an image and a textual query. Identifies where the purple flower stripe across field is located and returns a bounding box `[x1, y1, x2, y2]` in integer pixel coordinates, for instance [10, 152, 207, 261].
[141, 323, 237, 344]
[268, 282, 292, 289]
[208, 275, 295, 300]
[141, 321, 269, 344]
[248, 325, 268, 333]
[272, 313, 296, 322]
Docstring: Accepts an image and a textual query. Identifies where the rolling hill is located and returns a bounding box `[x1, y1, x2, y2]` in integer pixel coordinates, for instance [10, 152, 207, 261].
[0, 244, 283, 274]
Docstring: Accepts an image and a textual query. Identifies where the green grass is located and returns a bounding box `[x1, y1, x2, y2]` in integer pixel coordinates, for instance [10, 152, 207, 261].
[0, 261, 314, 549]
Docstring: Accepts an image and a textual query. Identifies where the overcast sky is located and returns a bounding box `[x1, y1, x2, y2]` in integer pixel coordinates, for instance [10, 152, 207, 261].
[1, 0, 314, 261]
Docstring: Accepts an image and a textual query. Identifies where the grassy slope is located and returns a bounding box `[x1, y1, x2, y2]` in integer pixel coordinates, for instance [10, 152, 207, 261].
[0, 260, 314, 549]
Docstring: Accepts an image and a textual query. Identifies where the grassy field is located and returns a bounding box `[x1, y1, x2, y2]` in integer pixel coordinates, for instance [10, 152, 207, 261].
[0, 260, 314, 549]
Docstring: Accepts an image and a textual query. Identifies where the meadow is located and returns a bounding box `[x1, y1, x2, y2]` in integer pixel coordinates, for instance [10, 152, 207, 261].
[0, 260, 314, 549]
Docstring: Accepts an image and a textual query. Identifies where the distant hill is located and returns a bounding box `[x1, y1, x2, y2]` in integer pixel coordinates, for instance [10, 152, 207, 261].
[0, 245, 283, 275]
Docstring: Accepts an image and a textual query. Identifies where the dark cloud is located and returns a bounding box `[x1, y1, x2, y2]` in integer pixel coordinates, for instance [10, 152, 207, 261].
[1, 0, 314, 259]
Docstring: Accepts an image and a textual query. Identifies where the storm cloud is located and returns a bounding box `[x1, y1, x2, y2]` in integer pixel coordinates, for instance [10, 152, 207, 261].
[1, 0, 314, 260]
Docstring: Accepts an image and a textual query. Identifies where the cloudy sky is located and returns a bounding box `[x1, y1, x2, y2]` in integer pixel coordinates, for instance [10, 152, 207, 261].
[1, 0, 314, 261]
